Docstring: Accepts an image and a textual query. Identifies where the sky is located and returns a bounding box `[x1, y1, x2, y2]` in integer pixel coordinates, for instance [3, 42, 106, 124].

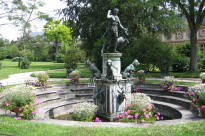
[0, 0, 66, 41]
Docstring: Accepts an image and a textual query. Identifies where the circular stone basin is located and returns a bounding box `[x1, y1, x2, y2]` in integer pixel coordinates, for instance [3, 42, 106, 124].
[48, 102, 182, 122]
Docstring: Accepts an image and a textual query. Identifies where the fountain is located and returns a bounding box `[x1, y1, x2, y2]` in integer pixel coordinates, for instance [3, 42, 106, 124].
[92, 8, 138, 121]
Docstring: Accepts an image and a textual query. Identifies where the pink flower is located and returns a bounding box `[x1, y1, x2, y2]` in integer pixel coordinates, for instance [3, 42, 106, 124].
[34, 97, 38, 103]
[141, 119, 145, 124]
[127, 115, 133, 119]
[135, 113, 139, 118]
[124, 111, 128, 115]
[126, 104, 131, 108]
[19, 107, 22, 111]
[116, 114, 120, 118]
[143, 108, 146, 112]
[5, 102, 9, 107]
[191, 91, 195, 96]
[157, 112, 160, 116]
[94, 117, 102, 122]
[201, 105, 205, 109]
[6, 110, 11, 113]
[149, 112, 152, 115]
[145, 114, 149, 119]
[32, 110, 39, 114]
[19, 113, 24, 117]
[14, 117, 21, 120]
[127, 110, 131, 114]
[198, 107, 201, 111]
[156, 116, 160, 120]
[161, 116, 164, 120]
[25, 105, 29, 108]
[192, 98, 196, 103]
[119, 114, 125, 118]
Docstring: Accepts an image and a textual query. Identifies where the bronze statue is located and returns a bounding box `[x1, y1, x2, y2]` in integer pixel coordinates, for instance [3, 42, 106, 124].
[85, 60, 101, 79]
[122, 59, 140, 79]
[101, 8, 128, 53]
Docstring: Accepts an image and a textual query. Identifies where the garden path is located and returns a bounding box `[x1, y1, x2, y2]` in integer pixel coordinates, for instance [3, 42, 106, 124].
[0, 71, 89, 86]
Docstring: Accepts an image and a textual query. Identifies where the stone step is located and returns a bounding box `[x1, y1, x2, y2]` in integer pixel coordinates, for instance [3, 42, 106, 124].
[35, 90, 58, 99]
[75, 93, 93, 99]
[68, 83, 91, 89]
[38, 97, 62, 107]
[135, 83, 163, 89]
[36, 99, 93, 119]
[148, 94, 191, 108]
[140, 89, 185, 98]
[70, 88, 93, 94]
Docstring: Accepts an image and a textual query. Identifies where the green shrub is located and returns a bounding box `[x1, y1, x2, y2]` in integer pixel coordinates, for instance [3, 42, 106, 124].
[68, 102, 97, 121]
[64, 46, 85, 70]
[12, 57, 22, 62]
[136, 70, 146, 84]
[172, 55, 190, 72]
[0, 47, 8, 60]
[0, 85, 41, 119]
[0, 62, 2, 69]
[35, 72, 49, 87]
[21, 57, 31, 69]
[200, 73, 205, 83]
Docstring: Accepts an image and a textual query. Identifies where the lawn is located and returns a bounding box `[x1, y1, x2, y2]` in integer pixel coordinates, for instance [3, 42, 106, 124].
[147, 71, 200, 78]
[0, 116, 205, 136]
[31, 63, 91, 78]
[0, 59, 64, 79]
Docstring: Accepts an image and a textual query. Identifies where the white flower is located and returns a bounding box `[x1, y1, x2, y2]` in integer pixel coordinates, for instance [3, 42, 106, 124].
[131, 93, 152, 106]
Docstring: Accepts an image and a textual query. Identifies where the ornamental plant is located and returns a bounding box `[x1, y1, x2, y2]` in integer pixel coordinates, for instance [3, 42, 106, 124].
[161, 76, 182, 92]
[35, 72, 49, 87]
[184, 84, 205, 117]
[136, 70, 146, 84]
[200, 73, 205, 83]
[68, 102, 97, 121]
[0, 82, 4, 93]
[116, 93, 163, 123]
[69, 72, 80, 84]
[0, 85, 41, 120]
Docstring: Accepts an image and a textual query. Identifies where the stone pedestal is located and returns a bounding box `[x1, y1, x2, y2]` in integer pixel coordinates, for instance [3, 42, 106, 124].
[102, 53, 122, 80]
[94, 79, 131, 121]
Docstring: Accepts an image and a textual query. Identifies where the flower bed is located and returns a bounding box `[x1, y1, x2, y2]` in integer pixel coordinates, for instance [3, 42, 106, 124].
[0, 85, 41, 120]
[161, 76, 183, 92]
[116, 93, 163, 123]
[184, 84, 205, 117]
[68, 102, 97, 121]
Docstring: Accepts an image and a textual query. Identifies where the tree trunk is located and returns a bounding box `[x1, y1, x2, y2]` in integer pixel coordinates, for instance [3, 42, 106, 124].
[190, 30, 198, 72]
[55, 39, 59, 62]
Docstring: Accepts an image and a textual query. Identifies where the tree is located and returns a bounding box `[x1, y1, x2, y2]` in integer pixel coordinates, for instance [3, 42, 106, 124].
[44, 20, 73, 61]
[62, 0, 180, 69]
[166, 0, 205, 72]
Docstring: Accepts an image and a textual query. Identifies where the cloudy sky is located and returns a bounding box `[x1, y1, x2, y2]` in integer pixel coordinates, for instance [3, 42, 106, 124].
[0, 0, 66, 41]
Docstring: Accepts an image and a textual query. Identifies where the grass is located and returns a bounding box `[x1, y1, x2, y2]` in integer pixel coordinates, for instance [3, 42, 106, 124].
[147, 71, 200, 78]
[31, 63, 91, 78]
[50, 79, 90, 85]
[145, 80, 197, 86]
[0, 59, 64, 79]
[0, 116, 205, 136]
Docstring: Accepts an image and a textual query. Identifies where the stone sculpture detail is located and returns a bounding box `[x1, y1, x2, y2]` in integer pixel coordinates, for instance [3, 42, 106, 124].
[106, 59, 114, 80]
[85, 60, 101, 79]
[122, 59, 140, 79]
